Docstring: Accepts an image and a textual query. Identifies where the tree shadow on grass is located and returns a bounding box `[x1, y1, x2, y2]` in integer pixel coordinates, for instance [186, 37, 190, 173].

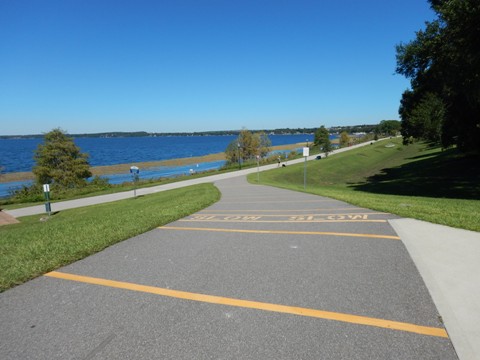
[350, 148, 480, 200]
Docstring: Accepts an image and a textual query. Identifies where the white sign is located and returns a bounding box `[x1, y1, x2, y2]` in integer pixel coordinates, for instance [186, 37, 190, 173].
[43, 184, 50, 192]
[303, 147, 310, 157]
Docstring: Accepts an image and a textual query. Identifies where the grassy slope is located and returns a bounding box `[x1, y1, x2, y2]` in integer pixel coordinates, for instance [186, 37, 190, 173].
[0, 183, 220, 291]
[249, 138, 479, 232]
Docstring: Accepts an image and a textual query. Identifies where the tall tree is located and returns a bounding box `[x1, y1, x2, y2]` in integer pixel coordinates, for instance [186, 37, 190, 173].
[396, 0, 480, 153]
[224, 129, 271, 164]
[225, 141, 241, 164]
[238, 128, 257, 160]
[255, 131, 272, 158]
[376, 120, 401, 137]
[33, 128, 92, 188]
[406, 93, 445, 143]
[339, 131, 350, 147]
[314, 126, 332, 155]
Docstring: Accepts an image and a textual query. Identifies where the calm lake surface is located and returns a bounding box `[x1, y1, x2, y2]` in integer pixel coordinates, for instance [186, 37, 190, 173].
[0, 134, 316, 174]
[0, 134, 319, 197]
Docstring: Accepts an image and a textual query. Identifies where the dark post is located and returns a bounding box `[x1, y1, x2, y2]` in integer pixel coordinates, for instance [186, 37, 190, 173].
[237, 143, 241, 170]
[43, 184, 51, 216]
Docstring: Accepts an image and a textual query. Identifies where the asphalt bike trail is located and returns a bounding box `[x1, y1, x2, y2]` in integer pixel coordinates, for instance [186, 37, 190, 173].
[0, 176, 457, 359]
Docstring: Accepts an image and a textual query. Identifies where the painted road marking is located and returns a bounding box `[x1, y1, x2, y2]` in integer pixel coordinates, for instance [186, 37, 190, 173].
[44, 271, 447, 338]
[194, 213, 387, 218]
[180, 216, 387, 223]
[200, 208, 382, 213]
[289, 215, 370, 221]
[160, 226, 401, 240]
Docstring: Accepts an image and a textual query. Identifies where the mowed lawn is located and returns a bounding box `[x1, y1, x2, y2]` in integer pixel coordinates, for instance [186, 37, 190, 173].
[0, 184, 220, 292]
[249, 138, 480, 232]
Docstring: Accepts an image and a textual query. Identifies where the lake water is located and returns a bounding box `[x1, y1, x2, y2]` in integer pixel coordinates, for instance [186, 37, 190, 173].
[0, 134, 323, 197]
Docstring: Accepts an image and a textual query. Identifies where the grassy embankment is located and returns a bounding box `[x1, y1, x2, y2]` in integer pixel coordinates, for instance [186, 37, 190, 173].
[248, 138, 479, 232]
[0, 184, 220, 292]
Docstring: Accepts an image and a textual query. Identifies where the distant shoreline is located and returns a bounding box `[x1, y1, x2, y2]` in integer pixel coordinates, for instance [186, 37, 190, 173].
[0, 130, 316, 139]
[0, 124, 378, 139]
[0, 143, 305, 184]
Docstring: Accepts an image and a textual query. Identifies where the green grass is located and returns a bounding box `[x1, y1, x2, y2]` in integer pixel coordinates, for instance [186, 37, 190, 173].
[0, 183, 220, 292]
[248, 139, 480, 232]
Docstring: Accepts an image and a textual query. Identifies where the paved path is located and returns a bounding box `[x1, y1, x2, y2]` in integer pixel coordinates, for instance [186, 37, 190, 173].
[0, 211, 18, 226]
[0, 177, 457, 359]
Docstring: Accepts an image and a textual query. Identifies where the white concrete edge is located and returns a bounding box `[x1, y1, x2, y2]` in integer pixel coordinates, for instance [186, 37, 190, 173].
[389, 218, 480, 360]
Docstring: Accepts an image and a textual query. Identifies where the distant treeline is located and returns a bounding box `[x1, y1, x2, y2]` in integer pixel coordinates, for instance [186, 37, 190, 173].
[329, 124, 379, 134]
[0, 124, 388, 139]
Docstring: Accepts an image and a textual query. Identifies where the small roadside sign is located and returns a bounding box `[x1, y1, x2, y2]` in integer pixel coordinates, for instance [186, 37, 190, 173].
[302, 148, 309, 190]
[43, 184, 51, 216]
[130, 166, 140, 197]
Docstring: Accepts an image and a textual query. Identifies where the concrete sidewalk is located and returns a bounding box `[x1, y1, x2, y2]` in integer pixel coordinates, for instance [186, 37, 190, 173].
[390, 219, 480, 360]
[0, 211, 19, 225]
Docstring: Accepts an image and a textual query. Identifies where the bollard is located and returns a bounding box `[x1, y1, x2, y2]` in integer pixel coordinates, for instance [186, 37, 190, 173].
[43, 184, 51, 216]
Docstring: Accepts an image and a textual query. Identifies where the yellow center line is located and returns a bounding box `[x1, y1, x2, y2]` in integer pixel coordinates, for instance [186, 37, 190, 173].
[44, 271, 447, 338]
[160, 226, 401, 240]
[180, 219, 388, 224]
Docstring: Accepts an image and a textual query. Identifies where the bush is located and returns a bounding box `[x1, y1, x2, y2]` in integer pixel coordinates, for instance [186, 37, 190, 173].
[89, 175, 111, 189]
[10, 184, 44, 203]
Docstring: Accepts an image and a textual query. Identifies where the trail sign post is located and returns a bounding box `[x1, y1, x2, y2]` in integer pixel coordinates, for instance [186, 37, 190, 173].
[43, 184, 51, 216]
[303, 147, 309, 190]
[130, 166, 140, 197]
[256, 155, 260, 182]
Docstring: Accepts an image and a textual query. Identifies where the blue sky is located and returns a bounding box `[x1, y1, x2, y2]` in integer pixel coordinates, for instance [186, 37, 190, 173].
[0, 0, 435, 135]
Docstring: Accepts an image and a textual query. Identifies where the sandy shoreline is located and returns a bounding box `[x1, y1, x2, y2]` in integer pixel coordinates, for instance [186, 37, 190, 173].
[0, 143, 304, 183]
